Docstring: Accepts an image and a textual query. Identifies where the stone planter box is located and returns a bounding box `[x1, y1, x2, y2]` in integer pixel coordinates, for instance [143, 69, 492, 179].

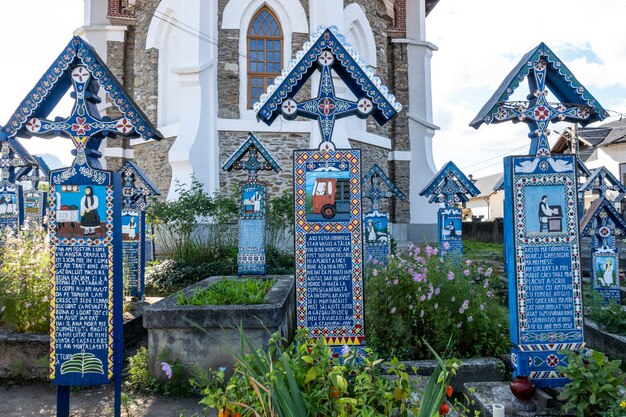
[143, 275, 295, 379]
[584, 318, 626, 361]
[0, 330, 49, 380]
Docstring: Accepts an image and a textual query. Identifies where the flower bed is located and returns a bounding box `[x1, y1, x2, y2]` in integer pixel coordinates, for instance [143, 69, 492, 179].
[365, 244, 510, 360]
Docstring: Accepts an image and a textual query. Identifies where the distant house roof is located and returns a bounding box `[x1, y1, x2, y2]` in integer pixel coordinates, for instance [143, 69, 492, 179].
[552, 118, 626, 160]
[469, 173, 502, 199]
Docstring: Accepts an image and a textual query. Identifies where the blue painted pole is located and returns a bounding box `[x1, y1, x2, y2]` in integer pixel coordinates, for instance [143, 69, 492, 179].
[56, 385, 70, 417]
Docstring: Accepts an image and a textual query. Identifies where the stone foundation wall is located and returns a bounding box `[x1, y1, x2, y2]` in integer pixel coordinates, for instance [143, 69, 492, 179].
[133, 136, 176, 197]
[219, 131, 310, 197]
[390, 159, 410, 223]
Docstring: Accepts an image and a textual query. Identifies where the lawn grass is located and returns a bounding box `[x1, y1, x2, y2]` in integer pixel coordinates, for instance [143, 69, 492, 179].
[176, 278, 276, 306]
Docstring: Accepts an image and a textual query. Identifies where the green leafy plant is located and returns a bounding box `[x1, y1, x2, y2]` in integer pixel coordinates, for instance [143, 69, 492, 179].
[365, 244, 510, 360]
[266, 190, 294, 250]
[177, 278, 276, 306]
[558, 349, 626, 417]
[585, 290, 626, 335]
[192, 329, 470, 417]
[0, 224, 50, 333]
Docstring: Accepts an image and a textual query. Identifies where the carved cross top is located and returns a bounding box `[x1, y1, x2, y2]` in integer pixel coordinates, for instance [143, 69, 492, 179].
[24, 66, 135, 168]
[280, 50, 374, 143]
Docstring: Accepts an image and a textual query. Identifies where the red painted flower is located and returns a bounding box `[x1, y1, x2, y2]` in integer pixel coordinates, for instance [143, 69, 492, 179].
[446, 385, 453, 398]
[439, 403, 450, 415]
[72, 117, 91, 135]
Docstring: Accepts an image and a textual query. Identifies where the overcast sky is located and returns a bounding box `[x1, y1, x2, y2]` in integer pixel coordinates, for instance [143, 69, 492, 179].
[3, 1, 626, 177]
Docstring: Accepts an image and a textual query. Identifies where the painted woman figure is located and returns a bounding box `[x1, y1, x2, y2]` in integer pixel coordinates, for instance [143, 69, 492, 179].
[600, 258, 614, 286]
[367, 219, 377, 242]
[128, 216, 137, 239]
[80, 186, 100, 235]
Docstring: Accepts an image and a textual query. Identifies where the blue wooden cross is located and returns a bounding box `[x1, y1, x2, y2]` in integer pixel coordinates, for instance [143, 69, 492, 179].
[3, 36, 162, 417]
[223, 133, 280, 275]
[580, 197, 626, 305]
[580, 166, 626, 203]
[15, 155, 50, 227]
[0, 138, 37, 234]
[470, 43, 607, 157]
[362, 164, 406, 264]
[118, 161, 160, 299]
[280, 50, 374, 143]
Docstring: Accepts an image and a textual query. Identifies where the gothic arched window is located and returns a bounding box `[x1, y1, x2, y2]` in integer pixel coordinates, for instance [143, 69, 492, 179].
[248, 7, 283, 108]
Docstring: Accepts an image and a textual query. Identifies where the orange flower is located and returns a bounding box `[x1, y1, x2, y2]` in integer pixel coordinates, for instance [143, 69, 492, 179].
[446, 385, 453, 398]
[439, 403, 450, 416]
[218, 408, 231, 417]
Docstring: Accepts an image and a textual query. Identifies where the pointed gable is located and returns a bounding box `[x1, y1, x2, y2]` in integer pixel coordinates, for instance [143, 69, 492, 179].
[222, 133, 281, 173]
[3, 36, 162, 142]
[579, 166, 626, 198]
[419, 161, 480, 205]
[470, 42, 607, 129]
[580, 197, 626, 238]
[254, 26, 402, 128]
[117, 160, 161, 197]
[362, 163, 406, 201]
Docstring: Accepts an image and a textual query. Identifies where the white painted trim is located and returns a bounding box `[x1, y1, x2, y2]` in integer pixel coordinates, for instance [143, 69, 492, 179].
[224, 0, 308, 116]
[74, 25, 127, 42]
[104, 147, 134, 158]
[343, 3, 377, 68]
[388, 151, 412, 161]
[222, 0, 308, 32]
[407, 112, 440, 130]
[391, 38, 439, 51]
[172, 60, 215, 74]
[217, 117, 311, 133]
[348, 130, 391, 150]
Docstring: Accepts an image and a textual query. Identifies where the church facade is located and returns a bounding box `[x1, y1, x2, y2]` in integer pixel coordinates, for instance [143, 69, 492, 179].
[78, 0, 441, 241]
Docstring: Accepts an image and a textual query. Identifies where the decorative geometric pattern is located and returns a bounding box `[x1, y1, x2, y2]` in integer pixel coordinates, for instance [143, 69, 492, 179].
[470, 43, 608, 157]
[254, 26, 401, 140]
[294, 149, 364, 347]
[362, 163, 406, 211]
[118, 161, 160, 213]
[419, 161, 480, 208]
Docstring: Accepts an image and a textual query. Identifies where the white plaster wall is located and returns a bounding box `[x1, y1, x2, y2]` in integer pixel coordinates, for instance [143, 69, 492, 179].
[146, 0, 219, 199]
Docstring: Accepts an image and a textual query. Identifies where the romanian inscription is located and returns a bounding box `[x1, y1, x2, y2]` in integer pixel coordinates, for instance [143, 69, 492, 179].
[54, 245, 109, 384]
[523, 245, 574, 332]
[305, 233, 353, 328]
[122, 241, 139, 296]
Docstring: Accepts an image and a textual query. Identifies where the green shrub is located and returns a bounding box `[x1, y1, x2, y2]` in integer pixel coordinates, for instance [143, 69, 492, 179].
[145, 246, 238, 294]
[177, 278, 276, 306]
[558, 349, 626, 417]
[125, 346, 195, 397]
[365, 244, 510, 360]
[0, 225, 50, 334]
[585, 290, 626, 335]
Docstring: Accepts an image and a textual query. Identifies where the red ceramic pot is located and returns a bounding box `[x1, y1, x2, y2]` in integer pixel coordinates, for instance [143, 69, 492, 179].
[510, 376, 536, 401]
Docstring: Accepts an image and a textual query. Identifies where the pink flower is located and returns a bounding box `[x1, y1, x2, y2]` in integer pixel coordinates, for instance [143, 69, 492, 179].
[483, 280, 489, 289]
[420, 310, 424, 318]
[487, 291, 494, 298]
[419, 295, 426, 302]
[373, 259, 379, 265]
[24, 303, 31, 309]
[415, 247, 421, 255]
[465, 259, 473, 266]
[393, 278, 399, 285]
[432, 247, 439, 256]
[480, 304, 485, 311]
[408, 243, 414, 252]
[443, 241, 451, 250]
[372, 269, 378, 276]
[485, 268, 493, 277]
[463, 269, 470, 276]
[408, 268, 414, 274]
[161, 362, 172, 379]
[412, 273, 425, 282]
[477, 267, 484, 274]
[447, 272, 455, 281]
[462, 299, 469, 309]
[434, 287, 440, 295]
[425, 245, 433, 257]
[390, 307, 397, 314]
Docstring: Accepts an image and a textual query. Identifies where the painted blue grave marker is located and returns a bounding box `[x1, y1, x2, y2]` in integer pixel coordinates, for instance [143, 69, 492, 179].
[580, 197, 626, 305]
[419, 161, 479, 257]
[117, 161, 160, 298]
[471, 42, 607, 387]
[362, 164, 406, 264]
[0, 138, 38, 237]
[3, 36, 162, 416]
[222, 133, 280, 275]
[16, 155, 51, 226]
[255, 26, 401, 354]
